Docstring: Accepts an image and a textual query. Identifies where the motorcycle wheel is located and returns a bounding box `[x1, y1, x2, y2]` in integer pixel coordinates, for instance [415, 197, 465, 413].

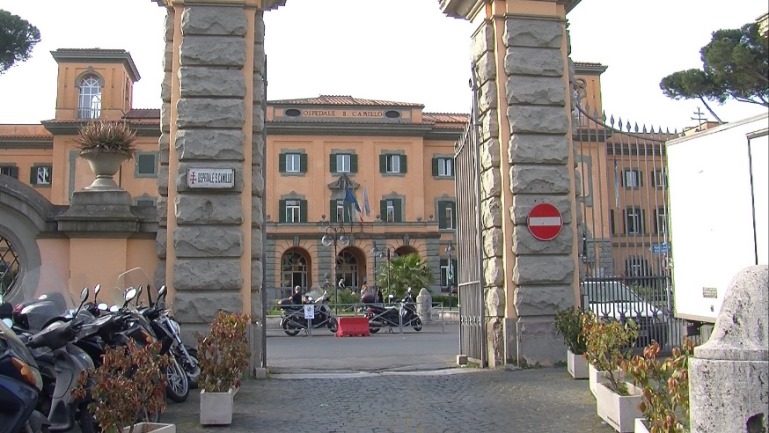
[412, 317, 423, 332]
[327, 317, 338, 333]
[165, 358, 190, 403]
[369, 319, 381, 334]
[281, 318, 301, 336]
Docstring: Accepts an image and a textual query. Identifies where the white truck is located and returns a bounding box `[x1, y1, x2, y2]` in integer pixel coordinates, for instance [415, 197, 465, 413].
[666, 112, 768, 323]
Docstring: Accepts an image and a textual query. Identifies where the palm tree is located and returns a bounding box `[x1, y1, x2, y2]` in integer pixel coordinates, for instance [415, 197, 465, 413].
[376, 253, 434, 300]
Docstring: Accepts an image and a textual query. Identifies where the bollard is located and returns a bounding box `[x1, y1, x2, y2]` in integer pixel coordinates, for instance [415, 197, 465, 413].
[689, 265, 768, 433]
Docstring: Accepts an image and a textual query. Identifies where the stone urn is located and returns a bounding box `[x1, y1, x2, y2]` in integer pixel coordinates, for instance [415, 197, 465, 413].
[79, 149, 131, 190]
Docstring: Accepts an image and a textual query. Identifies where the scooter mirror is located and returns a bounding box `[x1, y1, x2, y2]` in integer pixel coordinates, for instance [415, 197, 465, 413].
[158, 285, 167, 297]
[94, 284, 101, 296]
[79, 287, 89, 303]
[98, 303, 108, 311]
[125, 287, 138, 302]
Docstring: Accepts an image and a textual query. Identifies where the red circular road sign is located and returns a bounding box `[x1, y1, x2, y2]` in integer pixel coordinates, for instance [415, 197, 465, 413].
[527, 203, 563, 241]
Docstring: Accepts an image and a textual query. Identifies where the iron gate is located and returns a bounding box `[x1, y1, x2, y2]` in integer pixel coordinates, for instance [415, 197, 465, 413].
[572, 104, 690, 350]
[454, 70, 485, 366]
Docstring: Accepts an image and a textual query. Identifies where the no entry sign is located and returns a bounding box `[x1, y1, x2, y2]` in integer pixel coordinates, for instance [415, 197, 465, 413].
[527, 203, 563, 241]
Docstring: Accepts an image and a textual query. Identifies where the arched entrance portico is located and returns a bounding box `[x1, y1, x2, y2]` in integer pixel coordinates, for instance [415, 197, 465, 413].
[154, 0, 580, 370]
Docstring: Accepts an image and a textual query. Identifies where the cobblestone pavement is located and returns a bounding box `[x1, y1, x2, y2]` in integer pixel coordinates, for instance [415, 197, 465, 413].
[162, 368, 614, 433]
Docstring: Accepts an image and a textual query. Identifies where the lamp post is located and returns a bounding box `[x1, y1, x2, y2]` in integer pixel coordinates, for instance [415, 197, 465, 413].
[378, 247, 396, 302]
[445, 242, 454, 296]
[371, 241, 380, 292]
[322, 225, 349, 314]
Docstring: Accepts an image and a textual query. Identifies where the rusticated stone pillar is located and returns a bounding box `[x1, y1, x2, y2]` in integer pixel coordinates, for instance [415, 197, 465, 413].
[154, 0, 278, 370]
[443, 0, 581, 366]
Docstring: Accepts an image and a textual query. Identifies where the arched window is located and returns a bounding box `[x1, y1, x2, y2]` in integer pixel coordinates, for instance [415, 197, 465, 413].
[78, 75, 102, 119]
[338, 250, 359, 289]
[281, 250, 308, 297]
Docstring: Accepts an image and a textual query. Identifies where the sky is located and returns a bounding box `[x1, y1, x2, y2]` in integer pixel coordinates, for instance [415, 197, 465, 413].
[0, 0, 766, 130]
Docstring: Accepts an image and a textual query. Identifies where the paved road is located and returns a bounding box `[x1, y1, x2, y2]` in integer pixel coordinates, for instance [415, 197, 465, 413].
[159, 324, 615, 432]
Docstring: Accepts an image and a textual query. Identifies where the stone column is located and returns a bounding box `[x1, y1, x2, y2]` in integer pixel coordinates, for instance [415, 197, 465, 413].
[689, 265, 768, 433]
[443, 0, 580, 366]
[155, 0, 270, 370]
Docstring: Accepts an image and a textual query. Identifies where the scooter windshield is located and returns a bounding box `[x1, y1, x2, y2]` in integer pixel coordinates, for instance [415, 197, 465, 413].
[115, 267, 155, 309]
[6, 264, 79, 331]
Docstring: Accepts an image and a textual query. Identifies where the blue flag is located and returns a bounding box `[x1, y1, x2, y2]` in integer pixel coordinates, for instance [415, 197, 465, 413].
[344, 185, 362, 213]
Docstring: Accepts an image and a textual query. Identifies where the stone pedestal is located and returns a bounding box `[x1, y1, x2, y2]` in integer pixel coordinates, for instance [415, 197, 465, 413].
[689, 265, 768, 433]
[416, 288, 432, 324]
[57, 189, 139, 235]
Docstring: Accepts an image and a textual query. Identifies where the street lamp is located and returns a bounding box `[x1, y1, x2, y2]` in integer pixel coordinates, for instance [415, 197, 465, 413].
[322, 225, 349, 314]
[445, 242, 455, 295]
[377, 246, 397, 302]
[371, 241, 380, 291]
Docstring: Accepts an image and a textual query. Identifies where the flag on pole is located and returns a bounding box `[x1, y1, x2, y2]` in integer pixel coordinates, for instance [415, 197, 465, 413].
[614, 160, 620, 208]
[362, 185, 371, 216]
[343, 181, 363, 228]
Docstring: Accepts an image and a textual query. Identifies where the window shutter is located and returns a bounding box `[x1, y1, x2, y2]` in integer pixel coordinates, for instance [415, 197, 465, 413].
[432, 158, 439, 176]
[609, 209, 615, 235]
[29, 167, 36, 184]
[622, 209, 627, 234]
[400, 155, 407, 173]
[279, 154, 286, 173]
[300, 154, 308, 173]
[279, 200, 286, 223]
[437, 201, 447, 228]
[330, 154, 336, 173]
[641, 209, 646, 234]
[330, 200, 337, 223]
[394, 199, 403, 222]
[379, 155, 386, 173]
[9, 166, 18, 179]
[300, 200, 307, 223]
[380, 200, 386, 221]
[350, 154, 358, 173]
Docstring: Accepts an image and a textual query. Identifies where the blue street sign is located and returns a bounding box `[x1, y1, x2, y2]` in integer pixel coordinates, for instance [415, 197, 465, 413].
[651, 242, 670, 255]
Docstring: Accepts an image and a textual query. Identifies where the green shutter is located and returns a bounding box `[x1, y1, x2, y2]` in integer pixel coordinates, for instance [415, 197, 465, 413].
[350, 154, 358, 173]
[300, 154, 308, 174]
[330, 154, 336, 173]
[137, 154, 156, 175]
[432, 158, 439, 176]
[400, 155, 407, 173]
[379, 155, 386, 173]
[394, 199, 402, 222]
[330, 200, 337, 223]
[380, 200, 386, 221]
[300, 199, 307, 223]
[29, 167, 36, 184]
[279, 154, 286, 173]
[438, 201, 447, 229]
[279, 200, 286, 223]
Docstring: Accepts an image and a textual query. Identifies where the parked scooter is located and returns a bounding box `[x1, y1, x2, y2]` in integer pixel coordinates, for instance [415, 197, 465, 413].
[361, 288, 423, 333]
[278, 290, 338, 336]
[0, 293, 51, 433]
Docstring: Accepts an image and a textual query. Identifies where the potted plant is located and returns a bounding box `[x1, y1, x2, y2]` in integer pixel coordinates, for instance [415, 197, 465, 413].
[196, 310, 251, 426]
[74, 120, 137, 190]
[625, 339, 694, 433]
[73, 339, 175, 433]
[554, 306, 589, 379]
[582, 311, 642, 433]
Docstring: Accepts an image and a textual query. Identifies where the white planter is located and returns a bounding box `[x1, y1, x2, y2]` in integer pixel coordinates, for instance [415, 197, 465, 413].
[122, 423, 175, 433]
[595, 381, 643, 433]
[588, 363, 622, 397]
[200, 389, 235, 425]
[567, 350, 588, 379]
[634, 418, 650, 433]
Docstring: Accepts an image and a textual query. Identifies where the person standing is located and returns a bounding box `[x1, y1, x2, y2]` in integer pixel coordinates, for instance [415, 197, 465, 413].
[290, 286, 303, 304]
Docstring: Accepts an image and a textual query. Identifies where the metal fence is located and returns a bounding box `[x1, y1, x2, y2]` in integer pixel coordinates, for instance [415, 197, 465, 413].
[572, 105, 700, 351]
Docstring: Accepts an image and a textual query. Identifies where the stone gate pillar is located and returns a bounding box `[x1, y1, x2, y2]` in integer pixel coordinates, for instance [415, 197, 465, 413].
[154, 0, 282, 370]
[442, 0, 581, 366]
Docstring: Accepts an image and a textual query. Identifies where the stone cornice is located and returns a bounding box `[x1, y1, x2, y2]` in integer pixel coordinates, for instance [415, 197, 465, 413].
[50, 49, 141, 82]
[153, 0, 286, 8]
[439, 0, 484, 21]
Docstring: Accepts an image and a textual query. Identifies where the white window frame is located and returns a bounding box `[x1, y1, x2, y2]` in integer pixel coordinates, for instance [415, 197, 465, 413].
[33, 166, 52, 185]
[336, 200, 347, 223]
[285, 199, 301, 223]
[623, 169, 641, 189]
[653, 169, 667, 189]
[336, 154, 351, 173]
[385, 154, 401, 174]
[625, 207, 643, 235]
[386, 200, 396, 222]
[438, 157, 453, 177]
[78, 76, 102, 119]
[655, 207, 668, 234]
[286, 153, 301, 173]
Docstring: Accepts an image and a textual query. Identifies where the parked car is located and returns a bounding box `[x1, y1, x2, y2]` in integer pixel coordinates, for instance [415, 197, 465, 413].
[580, 279, 669, 348]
